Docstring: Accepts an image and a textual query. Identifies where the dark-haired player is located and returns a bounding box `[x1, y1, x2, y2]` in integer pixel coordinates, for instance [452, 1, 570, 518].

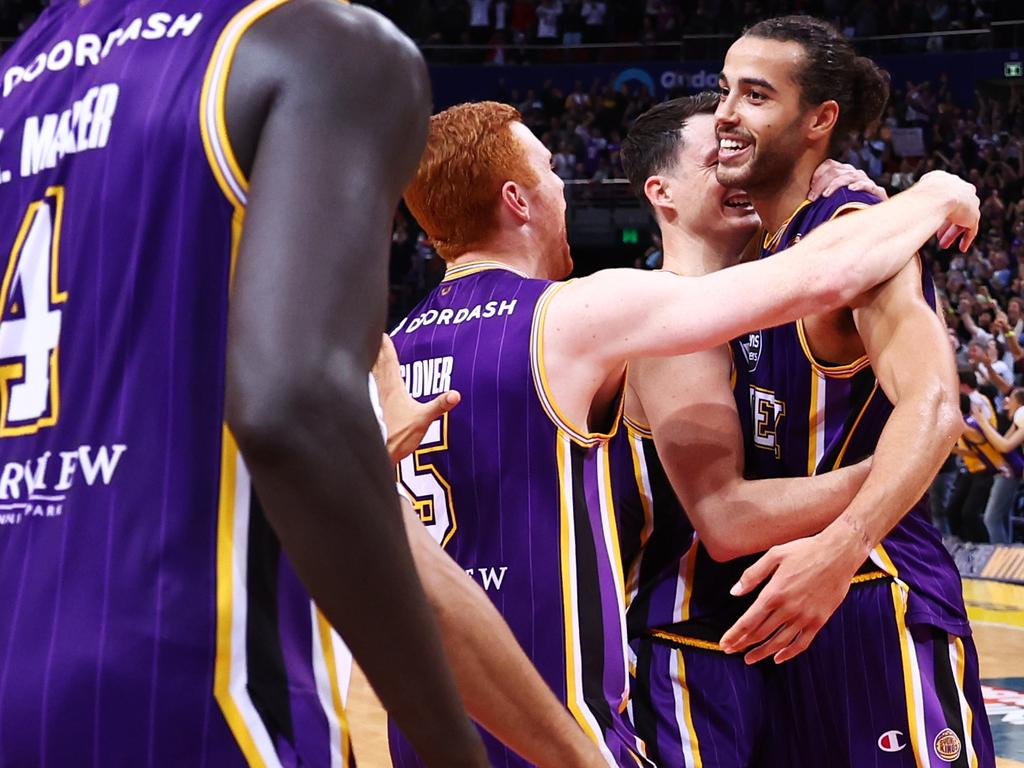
[716, 16, 994, 765]
[615, 93, 891, 768]
[388, 99, 978, 767]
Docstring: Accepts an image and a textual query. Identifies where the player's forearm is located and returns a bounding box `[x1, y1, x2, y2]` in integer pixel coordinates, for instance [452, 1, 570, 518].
[231, 382, 486, 768]
[695, 462, 869, 560]
[785, 182, 955, 307]
[402, 512, 602, 768]
[820, 386, 960, 555]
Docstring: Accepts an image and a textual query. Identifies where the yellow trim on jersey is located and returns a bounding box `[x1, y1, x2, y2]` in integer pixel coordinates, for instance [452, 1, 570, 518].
[601, 445, 629, 607]
[201, 0, 349, 207]
[532, 281, 623, 447]
[624, 426, 655, 609]
[556, 435, 607, 753]
[676, 650, 705, 768]
[830, 382, 879, 471]
[807, 369, 821, 476]
[872, 543, 900, 580]
[316, 611, 354, 768]
[954, 636, 979, 768]
[830, 202, 872, 220]
[647, 629, 720, 652]
[762, 199, 812, 253]
[794, 319, 871, 378]
[441, 261, 530, 282]
[851, 570, 889, 585]
[679, 538, 698, 623]
[892, 582, 927, 768]
[214, 428, 272, 768]
[623, 413, 653, 438]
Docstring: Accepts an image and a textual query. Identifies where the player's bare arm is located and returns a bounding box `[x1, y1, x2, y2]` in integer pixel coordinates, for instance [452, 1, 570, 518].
[721, 259, 960, 664]
[399, 502, 606, 768]
[628, 347, 871, 561]
[223, 4, 485, 765]
[543, 171, 978, 429]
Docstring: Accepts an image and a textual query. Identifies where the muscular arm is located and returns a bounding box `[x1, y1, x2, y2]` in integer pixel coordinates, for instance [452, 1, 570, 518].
[633, 348, 870, 562]
[400, 501, 603, 768]
[831, 260, 961, 550]
[544, 173, 976, 427]
[223, 5, 483, 765]
[720, 260, 960, 664]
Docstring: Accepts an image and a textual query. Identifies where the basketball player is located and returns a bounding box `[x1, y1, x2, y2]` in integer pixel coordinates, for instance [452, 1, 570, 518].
[372, 335, 610, 767]
[0, 1, 493, 765]
[714, 16, 994, 765]
[388, 100, 979, 766]
[615, 93, 894, 767]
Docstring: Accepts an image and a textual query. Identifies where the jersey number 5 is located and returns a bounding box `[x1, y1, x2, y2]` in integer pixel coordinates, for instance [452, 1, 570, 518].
[0, 187, 67, 437]
[397, 413, 456, 548]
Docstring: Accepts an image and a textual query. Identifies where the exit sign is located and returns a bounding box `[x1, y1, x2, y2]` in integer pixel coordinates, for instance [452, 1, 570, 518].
[622, 228, 639, 244]
[1007, 62, 1023, 78]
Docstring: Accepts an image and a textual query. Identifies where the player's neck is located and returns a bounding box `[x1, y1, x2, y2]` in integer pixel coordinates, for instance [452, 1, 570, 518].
[448, 244, 545, 279]
[750, 151, 824, 235]
[660, 224, 741, 277]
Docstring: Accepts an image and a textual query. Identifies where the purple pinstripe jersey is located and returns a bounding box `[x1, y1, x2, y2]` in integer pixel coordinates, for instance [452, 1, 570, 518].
[609, 417, 700, 642]
[730, 189, 970, 635]
[388, 262, 648, 768]
[0, 2, 356, 766]
[611, 414, 761, 648]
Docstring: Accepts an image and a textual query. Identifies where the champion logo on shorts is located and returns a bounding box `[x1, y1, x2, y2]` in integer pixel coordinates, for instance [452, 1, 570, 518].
[933, 728, 962, 762]
[877, 730, 906, 752]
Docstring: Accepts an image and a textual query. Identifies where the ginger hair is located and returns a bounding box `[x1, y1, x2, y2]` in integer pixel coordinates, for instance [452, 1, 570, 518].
[404, 101, 539, 261]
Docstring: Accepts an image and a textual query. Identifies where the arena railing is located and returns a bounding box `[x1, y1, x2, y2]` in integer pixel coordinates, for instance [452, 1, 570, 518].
[418, 20, 1024, 63]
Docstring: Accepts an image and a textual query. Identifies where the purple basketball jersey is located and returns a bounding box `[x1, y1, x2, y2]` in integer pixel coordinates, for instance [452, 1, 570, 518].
[0, 2, 355, 766]
[730, 189, 970, 635]
[388, 262, 648, 768]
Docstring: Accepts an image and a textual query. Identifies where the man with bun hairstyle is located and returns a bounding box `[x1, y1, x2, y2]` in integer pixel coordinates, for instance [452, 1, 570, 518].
[713, 16, 994, 765]
[387, 98, 979, 767]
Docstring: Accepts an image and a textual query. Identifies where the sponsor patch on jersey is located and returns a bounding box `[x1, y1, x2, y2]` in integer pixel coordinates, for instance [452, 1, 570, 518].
[738, 330, 763, 372]
[877, 730, 906, 753]
[933, 728, 962, 762]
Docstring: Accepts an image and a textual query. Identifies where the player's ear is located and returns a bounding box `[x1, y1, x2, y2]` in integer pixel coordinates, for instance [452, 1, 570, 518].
[500, 180, 530, 223]
[644, 175, 673, 218]
[808, 100, 839, 142]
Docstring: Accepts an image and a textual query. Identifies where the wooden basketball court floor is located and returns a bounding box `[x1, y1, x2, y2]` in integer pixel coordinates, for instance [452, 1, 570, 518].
[346, 578, 1024, 767]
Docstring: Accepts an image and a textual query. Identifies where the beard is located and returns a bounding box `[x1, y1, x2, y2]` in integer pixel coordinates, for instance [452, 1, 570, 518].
[717, 115, 806, 193]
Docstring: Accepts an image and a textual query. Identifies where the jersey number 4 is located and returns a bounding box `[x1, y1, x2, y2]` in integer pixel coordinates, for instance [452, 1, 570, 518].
[0, 187, 67, 437]
[397, 413, 457, 548]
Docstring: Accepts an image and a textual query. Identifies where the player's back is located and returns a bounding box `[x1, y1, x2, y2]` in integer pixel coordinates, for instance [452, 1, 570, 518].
[0, 3, 353, 766]
[389, 262, 645, 767]
[730, 189, 969, 635]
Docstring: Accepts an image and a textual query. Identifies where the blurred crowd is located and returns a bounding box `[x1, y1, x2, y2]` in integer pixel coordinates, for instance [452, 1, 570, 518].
[361, 0, 1009, 50]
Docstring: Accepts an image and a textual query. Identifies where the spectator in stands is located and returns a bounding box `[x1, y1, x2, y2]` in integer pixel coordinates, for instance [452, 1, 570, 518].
[971, 388, 1024, 543]
[581, 0, 607, 42]
[562, 0, 584, 44]
[948, 382, 1001, 543]
[469, 0, 493, 44]
[536, 0, 563, 43]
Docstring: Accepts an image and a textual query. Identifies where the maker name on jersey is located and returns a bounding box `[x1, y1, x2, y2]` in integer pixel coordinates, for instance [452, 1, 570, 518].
[10, 82, 120, 180]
